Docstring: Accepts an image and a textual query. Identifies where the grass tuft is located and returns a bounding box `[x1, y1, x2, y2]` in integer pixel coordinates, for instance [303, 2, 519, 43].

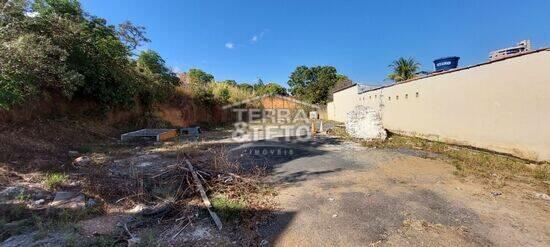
[211, 195, 246, 220]
[43, 173, 69, 190]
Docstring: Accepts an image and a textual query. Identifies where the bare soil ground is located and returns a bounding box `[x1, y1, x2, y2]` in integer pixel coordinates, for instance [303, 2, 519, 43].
[1, 120, 549, 246]
[0, 119, 276, 246]
[261, 133, 549, 246]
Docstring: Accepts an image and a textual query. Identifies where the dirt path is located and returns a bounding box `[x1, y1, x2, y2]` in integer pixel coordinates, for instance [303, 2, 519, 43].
[258, 137, 550, 246]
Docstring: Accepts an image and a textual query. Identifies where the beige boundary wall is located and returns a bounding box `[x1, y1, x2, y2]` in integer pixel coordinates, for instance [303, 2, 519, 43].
[329, 49, 550, 161]
[329, 84, 359, 122]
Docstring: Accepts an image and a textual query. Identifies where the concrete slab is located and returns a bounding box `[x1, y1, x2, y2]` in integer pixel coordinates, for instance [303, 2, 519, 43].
[120, 129, 177, 142]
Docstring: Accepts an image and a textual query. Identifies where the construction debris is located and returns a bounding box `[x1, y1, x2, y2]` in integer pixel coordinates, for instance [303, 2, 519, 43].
[345, 105, 387, 140]
[180, 126, 201, 141]
[50, 191, 85, 209]
[534, 192, 550, 201]
[120, 129, 178, 142]
[73, 156, 91, 166]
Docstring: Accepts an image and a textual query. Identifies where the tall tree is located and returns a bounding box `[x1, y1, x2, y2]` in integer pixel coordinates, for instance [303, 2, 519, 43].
[0, 0, 174, 110]
[186, 69, 214, 106]
[187, 69, 214, 85]
[287, 66, 338, 104]
[136, 50, 179, 85]
[388, 57, 420, 82]
[117, 21, 150, 51]
[333, 75, 353, 91]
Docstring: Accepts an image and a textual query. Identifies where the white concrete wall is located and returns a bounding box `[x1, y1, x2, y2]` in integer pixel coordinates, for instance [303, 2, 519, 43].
[332, 49, 550, 161]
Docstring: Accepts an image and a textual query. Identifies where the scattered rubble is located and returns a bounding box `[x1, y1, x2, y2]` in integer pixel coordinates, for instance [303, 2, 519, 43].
[33, 199, 45, 205]
[86, 198, 98, 208]
[491, 191, 502, 197]
[50, 191, 85, 209]
[120, 128, 177, 142]
[73, 156, 92, 166]
[0, 186, 25, 199]
[345, 105, 387, 140]
[2, 232, 69, 247]
[534, 192, 550, 201]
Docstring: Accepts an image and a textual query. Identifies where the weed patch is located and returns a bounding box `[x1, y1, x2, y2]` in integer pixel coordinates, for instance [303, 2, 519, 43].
[361, 134, 550, 186]
[43, 173, 69, 190]
[211, 195, 246, 220]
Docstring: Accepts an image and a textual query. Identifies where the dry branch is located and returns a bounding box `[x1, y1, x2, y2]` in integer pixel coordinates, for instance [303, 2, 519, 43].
[184, 158, 223, 231]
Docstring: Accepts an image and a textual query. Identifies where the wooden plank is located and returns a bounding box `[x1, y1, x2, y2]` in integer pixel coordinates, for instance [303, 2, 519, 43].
[184, 158, 223, 231]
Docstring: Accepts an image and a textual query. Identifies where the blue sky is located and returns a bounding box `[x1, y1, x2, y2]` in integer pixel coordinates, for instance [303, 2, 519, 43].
[81, 0, 550, 87]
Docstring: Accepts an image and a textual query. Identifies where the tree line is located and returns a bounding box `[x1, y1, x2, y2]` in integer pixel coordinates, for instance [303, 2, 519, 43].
[1, 0, 421, 111]
[0, 0, 178, 111]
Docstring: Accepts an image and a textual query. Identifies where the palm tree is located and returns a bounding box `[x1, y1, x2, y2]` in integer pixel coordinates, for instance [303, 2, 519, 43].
[388, 57, 420, 82]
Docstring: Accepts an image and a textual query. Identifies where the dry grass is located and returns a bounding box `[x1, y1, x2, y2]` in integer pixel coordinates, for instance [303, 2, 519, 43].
[361, 134, 550, 189]
[0, 166, 12, 187]
[326, 125, 351, 139]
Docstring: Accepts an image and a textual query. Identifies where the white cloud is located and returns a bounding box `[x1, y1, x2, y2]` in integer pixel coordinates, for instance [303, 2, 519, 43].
[225, 42, 235, 49]
[250, 30, 268, 44]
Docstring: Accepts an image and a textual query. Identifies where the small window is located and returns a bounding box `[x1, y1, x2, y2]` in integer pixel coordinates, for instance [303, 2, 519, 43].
[416, 92, 419, 97]
[405, 94, 408, 99]
[388, 96, 391, 101]
[396, 95, 399, 100]
[369, 96, 372, 99]
[375, 95, 377, 98]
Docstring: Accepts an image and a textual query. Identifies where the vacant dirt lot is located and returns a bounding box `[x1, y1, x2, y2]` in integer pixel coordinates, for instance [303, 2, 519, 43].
[1, 121, 548, 246]
[258, 136, 549, 246]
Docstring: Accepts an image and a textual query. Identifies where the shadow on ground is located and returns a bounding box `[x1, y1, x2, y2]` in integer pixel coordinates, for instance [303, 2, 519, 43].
[0, 198, 298, 246]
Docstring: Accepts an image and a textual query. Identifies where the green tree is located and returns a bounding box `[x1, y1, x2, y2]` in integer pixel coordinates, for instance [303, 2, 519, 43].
[333, 75, 353, 91]
[220, 80, 237, 87]
[287, 66, 338, 104]
[256, 83, 287, 96]
[193, 85, 214, 107]
[0, 0, 176, 110]
[217, 87, 230, 103]
[187, 69, 214, 85]
[237, 83, 253, 92]
[220, 80, 237, 86]
[388, 57, 420, 82]
[117, 21, 150, 51]
[0, 0, 85, 107]
[0, 0, 243, 112]
[136, 50, 179, 85]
